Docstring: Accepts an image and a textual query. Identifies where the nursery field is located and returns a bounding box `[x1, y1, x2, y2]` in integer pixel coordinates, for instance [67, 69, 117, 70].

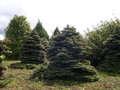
[1, 60, 120, 90]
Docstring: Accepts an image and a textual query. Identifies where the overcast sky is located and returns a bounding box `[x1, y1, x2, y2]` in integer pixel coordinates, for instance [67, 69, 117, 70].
[0, 0, 120, 40]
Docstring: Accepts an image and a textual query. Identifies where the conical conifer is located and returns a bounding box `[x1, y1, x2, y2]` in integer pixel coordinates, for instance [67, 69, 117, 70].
[20, 30, 47, 64]
[53, 27, 61, 36]
[34, 20, 49, 40]
[34, 25, 98, 82]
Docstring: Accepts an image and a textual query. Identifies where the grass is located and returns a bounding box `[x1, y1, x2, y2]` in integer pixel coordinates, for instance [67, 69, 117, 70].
[1, 60, 120, 90]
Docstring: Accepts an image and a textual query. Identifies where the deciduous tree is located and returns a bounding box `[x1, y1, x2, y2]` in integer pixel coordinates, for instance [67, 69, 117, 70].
[5, 15, 31, 59]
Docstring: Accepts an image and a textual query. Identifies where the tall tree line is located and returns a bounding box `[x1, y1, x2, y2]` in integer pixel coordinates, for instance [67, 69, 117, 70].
[2, 15, 120, 73]
[5, 15, 49, 60]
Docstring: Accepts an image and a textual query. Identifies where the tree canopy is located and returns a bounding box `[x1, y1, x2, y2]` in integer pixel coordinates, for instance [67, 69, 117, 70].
[49, 25, 86, 61]
[53, 27, 61, 36]
[99, 25, 120, 72]
[85, 19, 120, 66]
[34, 20, 49, 40]
[5, 15, 32, 59]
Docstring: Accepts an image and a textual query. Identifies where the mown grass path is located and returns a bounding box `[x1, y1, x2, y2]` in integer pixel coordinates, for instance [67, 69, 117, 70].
[1, 61, 120, 90]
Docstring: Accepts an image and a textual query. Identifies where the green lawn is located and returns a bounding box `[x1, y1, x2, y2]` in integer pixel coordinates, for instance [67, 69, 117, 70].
[1, 60, 120, 90]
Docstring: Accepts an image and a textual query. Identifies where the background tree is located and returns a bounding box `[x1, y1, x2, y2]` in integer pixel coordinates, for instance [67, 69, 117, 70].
[49, 27, 61, 46]
[52, 27, 61, 36]
[34, 20, 49, 40]
[33, 25, 98, 82]
[99, 26, 120, 72]
[85, 19, 120, 66]
[20, 30, 47, 64]
[5, 15, 32, 59]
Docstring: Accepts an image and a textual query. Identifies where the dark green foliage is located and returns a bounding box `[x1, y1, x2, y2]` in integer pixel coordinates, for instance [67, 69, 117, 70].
[0, 40, 6, 57]
[20, 30, 47, 64]
[0, 40, 11, 57]
[34, 25, 99, 82]
[49, 27, 61, 47]
[49, 25, 86, 61]
[53, 27, 61, 36]
[33, 60, 98, 82]
[5, 15, 32, 59]
[0, 40, 11, 78]
[0, 40, 12, 60]
[9, 62, 40, 69]
[0, 65, 4, 78]
[99, 26, 120, 72]
[34, 20, 49, 40]
[41, 38, 50, 49]
[85, 19, 120, 66]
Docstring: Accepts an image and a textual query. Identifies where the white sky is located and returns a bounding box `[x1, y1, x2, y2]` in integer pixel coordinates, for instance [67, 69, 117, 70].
[0, 0, 120, 40]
